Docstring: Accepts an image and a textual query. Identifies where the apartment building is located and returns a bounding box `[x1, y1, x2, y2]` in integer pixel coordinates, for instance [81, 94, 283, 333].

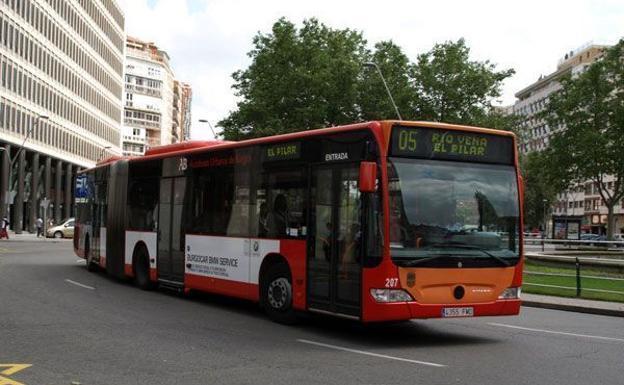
[512, 43, 619, 234]
[122, 37, 191, 156]
[0, 0, 124, 233]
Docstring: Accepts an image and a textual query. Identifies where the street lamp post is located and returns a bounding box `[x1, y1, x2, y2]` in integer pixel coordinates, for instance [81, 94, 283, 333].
[363, 61, 403, 121]
[0, 115, 49, 233]
[542, 198, 549, 251]
[198, 119, 217, 139]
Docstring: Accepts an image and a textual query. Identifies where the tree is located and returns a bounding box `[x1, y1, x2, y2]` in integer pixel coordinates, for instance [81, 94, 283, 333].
[542, 40, 624, 239]
[219, 21, 517, 139]
[218, 18, 368, 140]
[520, 152, 558, 231]
[410, 39, 515, 126]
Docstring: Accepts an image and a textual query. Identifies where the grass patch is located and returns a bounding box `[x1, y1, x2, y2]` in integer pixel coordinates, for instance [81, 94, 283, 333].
[523, 260, 624, 303]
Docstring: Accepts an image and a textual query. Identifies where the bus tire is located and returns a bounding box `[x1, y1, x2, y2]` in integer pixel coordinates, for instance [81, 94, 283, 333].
[133, 246, 155, 291]
[261, 263, 297, 324]
[85, 235, 97, 272]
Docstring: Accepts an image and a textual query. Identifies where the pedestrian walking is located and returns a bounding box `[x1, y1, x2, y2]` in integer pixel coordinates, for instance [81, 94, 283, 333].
[36, 217, 44, 237]
[0, 216, 9, 239]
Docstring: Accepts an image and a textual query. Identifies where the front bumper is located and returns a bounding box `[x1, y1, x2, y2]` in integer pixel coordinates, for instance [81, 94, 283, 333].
[363, 299, 522, 322]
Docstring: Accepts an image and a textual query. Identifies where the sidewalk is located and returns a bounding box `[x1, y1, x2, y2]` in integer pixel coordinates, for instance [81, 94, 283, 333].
[522, 293, 624, 317]
[0, 230, 68, 242]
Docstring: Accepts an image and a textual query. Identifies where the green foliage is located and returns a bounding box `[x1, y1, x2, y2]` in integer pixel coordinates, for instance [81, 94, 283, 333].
[218, 19, 516, 140]
[542, 40, 624, 239]
[410, 38, 515, 125]
[520, 152, 558, 230]
[219, 18, 367, 140]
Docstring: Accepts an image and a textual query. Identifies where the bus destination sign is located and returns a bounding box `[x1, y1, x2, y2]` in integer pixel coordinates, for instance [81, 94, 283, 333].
[263, 142, 301, 162]
[390, 126, 514, 164]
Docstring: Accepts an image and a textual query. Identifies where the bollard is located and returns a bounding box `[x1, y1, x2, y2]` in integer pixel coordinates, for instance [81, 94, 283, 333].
[575, 257, 581, 297]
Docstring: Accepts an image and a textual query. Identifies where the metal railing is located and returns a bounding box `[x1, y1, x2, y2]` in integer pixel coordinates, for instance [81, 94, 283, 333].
[524, 236, 624, 252]
[523, 255, 624, 301]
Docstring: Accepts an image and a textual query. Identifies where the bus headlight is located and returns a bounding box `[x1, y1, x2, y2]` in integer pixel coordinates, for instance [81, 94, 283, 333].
[498, 287, 521, 300]
[370, 289, 413, 303]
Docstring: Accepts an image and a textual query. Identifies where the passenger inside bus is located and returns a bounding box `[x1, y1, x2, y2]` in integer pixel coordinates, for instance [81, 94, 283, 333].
[258, 202, 269, 237]
[267, 194, 289, 237]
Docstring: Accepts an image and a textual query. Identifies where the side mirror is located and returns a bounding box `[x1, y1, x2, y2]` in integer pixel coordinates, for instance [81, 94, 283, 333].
[359, 162, 377, 193]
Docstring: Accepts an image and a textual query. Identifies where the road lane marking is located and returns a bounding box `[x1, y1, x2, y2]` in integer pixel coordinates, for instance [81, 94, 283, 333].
[76, 259, 85, 263]
[296, 339, 446, 367]
[0, 364, 31, 376]
[489, 323, 624, 343]
[0, 364, 31, 385]
[65, 279, 95, 290]
[0, 375, 25, 385]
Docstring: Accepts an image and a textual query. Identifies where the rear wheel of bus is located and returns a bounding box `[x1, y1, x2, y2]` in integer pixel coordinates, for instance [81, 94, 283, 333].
[262, 263, 297, 324]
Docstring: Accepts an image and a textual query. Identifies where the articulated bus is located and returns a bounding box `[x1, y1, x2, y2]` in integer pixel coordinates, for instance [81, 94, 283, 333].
[74, 120, 523, 323]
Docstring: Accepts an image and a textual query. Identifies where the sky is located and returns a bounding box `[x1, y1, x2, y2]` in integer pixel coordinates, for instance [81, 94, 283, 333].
[117, 0, 623, 140]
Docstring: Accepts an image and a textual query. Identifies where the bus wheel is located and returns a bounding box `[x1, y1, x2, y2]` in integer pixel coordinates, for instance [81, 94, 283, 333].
[85, 236, 97, 272]
[262, 263, 297, 324]
[133, 247, 155, 290]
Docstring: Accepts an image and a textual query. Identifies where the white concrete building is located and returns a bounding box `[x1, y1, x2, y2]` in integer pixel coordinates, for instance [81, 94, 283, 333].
[0, 0, 124, 232]
[122, 37, 180, 156]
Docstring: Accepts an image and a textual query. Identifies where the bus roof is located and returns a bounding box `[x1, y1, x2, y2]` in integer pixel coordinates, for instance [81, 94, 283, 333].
[83, 120, 515, 172]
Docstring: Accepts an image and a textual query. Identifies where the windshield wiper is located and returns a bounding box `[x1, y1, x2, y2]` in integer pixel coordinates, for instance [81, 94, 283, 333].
[399, 254, 455, 267]
[426, 243, 512, 267]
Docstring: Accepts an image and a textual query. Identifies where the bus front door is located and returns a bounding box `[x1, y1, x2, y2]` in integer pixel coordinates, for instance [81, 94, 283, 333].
[157, 177, 186, 284]
[308, 165, 361, 318]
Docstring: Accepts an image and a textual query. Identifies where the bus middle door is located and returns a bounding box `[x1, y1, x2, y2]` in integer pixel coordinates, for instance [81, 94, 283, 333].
[157, 176, 186, 284]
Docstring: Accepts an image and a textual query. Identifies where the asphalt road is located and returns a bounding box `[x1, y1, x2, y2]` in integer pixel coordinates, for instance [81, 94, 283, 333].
[1, 241, 623, 385]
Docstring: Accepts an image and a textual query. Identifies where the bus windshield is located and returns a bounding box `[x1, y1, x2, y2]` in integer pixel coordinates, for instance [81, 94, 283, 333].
[388, 158, 520, 267]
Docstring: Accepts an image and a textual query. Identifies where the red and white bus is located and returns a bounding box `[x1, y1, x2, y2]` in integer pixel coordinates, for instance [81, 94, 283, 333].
[74, 120, 524, 323]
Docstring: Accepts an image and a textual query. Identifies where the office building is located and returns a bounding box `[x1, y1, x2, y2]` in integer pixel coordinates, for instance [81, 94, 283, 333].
[0, 0, 124, 232]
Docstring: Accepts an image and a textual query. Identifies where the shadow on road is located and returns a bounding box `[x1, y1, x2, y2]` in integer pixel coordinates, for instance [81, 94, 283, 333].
[74, 263, 499, 349]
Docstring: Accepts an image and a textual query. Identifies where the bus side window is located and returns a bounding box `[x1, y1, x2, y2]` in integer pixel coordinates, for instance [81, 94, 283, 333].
[190, 149, 251, 237]
[261, 170, 306, 238]
[127, 178, 158, 231]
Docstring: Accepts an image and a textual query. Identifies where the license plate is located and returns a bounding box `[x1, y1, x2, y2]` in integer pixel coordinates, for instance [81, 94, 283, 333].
[442, 307, 474, 318]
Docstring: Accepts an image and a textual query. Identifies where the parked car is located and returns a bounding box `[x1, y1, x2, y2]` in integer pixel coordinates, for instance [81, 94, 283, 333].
[46, 218, 75, 239]
[580, 233, 600, 241]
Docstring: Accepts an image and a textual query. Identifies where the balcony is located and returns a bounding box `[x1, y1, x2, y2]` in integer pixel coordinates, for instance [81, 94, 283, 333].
[124, 117, 160, 130]
[123, 135, 147, 144]
[125, 83, 162, 98]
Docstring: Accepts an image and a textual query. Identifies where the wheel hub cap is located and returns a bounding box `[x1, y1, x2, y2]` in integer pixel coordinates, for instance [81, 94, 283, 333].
[268, 278, 291, 310]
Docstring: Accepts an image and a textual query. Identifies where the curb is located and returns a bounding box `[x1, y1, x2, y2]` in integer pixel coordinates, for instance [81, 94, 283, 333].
[0, 238, 69, 243]
[522, 300, 624, 318]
